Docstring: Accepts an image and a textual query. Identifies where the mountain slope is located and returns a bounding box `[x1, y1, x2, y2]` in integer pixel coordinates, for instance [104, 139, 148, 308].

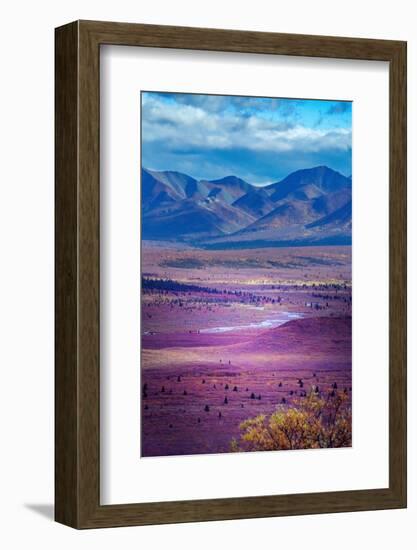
[306, 200, 352, 230]
[141, 168, 185, 212]
[146, 169, 199, 197]
[142, 197, 255, 240]
[234, 187, 350, 234]
[201, 175, 252, 205]
[232, 187, 276, 218]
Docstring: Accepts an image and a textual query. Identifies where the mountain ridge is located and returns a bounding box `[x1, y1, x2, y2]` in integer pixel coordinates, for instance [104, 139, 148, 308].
[141, 166, 352, 248]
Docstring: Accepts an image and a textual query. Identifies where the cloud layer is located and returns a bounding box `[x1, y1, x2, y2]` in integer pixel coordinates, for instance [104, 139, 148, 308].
[141, 92, 352, 184]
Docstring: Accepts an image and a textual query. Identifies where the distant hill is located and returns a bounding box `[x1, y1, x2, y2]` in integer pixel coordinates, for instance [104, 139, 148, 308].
[141, 166, 352, 247]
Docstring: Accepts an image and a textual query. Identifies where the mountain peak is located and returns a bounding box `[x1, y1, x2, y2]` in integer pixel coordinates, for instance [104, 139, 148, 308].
[268, 165, 351, 203]
[208, 175, 250, 187]
[288, 165, 343, 178]
[147, 168, 197, 183]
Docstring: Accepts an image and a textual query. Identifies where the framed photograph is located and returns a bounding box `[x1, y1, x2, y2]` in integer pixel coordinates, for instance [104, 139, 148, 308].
[55, 20, 407, 528]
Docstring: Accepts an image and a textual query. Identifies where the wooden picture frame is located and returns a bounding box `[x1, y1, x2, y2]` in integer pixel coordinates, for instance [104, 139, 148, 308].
[55, 20, 407, 528]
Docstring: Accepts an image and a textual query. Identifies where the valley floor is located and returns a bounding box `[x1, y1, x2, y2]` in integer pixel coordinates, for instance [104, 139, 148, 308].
[141, 244, 352, 457]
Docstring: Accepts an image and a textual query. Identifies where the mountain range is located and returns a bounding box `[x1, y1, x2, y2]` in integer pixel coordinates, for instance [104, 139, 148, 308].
[141, 165, 352, 249]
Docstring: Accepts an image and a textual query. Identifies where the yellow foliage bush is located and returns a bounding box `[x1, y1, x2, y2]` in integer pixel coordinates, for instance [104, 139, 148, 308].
[231, 389, 351, 452]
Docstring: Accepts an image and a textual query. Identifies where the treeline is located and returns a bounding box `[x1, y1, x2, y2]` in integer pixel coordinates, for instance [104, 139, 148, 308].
[142, 277, 220, 294]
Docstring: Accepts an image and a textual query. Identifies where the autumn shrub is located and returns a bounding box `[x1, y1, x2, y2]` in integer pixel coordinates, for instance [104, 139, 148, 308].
[230, 389, 351, 452]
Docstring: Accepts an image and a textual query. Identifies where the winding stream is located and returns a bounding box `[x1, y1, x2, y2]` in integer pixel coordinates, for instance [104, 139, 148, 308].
[200, 312, 303, 334]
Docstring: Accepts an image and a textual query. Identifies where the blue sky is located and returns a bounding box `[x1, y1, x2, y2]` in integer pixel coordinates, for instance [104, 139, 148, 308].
[141, 92, 352, 184]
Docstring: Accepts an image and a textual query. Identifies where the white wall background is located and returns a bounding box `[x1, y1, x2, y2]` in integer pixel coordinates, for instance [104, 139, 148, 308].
[0, 0, 414, 547]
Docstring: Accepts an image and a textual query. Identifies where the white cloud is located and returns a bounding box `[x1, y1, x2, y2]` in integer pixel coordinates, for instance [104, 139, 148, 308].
[142, 94, 351, 155]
